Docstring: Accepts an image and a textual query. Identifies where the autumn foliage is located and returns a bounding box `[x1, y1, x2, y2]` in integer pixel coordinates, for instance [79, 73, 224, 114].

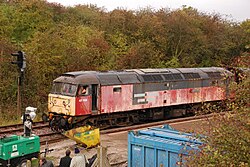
[0, 1, 249, 120]
[187, 78, 250, 166]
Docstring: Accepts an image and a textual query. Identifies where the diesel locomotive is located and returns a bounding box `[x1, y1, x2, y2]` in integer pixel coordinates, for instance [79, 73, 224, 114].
[43, 67, 233, 131]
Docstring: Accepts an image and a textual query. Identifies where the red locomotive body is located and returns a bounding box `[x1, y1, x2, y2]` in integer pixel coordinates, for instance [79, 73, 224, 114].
[45, 67, 233, 130]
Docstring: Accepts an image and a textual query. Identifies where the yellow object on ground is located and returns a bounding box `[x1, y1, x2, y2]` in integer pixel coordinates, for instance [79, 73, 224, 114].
[63, 126, 100, 148]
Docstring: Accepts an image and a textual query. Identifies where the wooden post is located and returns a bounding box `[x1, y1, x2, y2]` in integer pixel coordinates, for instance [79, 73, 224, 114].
[97, 147, 100, 167]
[97, 146, 111, 167]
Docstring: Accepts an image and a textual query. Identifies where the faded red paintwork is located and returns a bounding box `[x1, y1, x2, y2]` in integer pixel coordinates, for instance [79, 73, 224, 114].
[99, 85, 226, 114]
[100, 85, 133, 113]
[75, 96, 92, 115]
[69, 84, 226, 116]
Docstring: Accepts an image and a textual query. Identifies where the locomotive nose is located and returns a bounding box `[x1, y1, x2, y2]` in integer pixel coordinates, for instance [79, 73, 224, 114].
[48, 115, 70, 131]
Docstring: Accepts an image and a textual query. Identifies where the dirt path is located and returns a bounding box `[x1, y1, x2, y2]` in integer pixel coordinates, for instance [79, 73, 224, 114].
[43, 118, 210, 167]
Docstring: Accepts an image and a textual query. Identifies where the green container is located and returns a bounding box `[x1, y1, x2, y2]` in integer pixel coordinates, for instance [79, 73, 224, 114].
[0, 135, 40, 165]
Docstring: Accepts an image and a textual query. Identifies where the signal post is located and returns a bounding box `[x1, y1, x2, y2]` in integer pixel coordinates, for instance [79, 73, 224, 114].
[11, 51, 26, 117]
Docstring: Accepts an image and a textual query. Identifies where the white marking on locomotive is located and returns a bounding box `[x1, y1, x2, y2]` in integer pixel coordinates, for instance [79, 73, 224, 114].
[137, 99, 146, 103]
[134, 93, 146, 98]
[79, 99, 87, 102]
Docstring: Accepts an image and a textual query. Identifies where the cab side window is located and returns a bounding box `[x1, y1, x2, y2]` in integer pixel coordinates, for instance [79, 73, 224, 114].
[78, 85, 88, 96]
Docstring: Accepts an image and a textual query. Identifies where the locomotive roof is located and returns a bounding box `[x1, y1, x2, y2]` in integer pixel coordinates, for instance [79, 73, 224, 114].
[53, 67, 233, 85]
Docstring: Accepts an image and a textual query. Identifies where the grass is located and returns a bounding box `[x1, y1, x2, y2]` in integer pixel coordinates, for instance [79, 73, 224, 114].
[0, 107, 43, 126]
[0, 114, 21, 126]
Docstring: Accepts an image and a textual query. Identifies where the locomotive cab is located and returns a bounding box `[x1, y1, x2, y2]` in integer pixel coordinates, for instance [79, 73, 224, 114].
[46, 75, 99, 130]
[75, 85, 98, 112]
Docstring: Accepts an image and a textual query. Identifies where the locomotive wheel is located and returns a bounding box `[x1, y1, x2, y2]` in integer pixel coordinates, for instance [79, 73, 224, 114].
[50, 119, 59, 131]
[60, 118, 67, 127]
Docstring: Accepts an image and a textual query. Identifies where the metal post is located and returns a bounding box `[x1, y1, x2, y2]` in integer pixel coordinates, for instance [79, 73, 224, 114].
[17, 75, 21, 118]
[11, 50, 25, 118]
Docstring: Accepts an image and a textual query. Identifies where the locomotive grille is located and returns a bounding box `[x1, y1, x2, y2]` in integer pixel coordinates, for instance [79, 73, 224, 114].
[206, 72, 222, 78]
[183, 73, 201, 79]
[141, 75, 163, 82]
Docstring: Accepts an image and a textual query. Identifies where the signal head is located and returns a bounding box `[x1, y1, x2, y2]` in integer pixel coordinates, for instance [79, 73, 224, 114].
[11, 51, 26, 70]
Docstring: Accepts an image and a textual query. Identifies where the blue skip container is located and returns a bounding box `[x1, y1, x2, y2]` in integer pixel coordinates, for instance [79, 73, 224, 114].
[128, 125, 203, 167]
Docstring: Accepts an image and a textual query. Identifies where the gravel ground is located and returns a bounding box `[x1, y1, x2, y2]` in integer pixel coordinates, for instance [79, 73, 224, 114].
[42, 118, 211, 167]
[41, 131, 128, 167]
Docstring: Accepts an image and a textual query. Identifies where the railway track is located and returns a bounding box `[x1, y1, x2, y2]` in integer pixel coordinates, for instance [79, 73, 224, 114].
[0, 121, 65, 146]
[0, 113, 225, 167]
[0, 113, 225, 147]
[0, 121, 47, 134]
